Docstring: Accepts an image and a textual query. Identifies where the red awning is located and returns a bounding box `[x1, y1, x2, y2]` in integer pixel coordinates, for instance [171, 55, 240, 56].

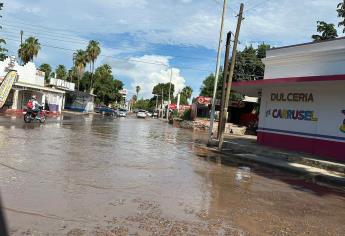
[232, 74, 345, 96]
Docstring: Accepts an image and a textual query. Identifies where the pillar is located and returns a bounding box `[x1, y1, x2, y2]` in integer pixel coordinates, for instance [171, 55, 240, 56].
[11, 89, 19, 110]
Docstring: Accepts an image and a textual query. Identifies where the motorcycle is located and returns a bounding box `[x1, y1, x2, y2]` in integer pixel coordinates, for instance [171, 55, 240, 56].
[24, 106, 46, 123]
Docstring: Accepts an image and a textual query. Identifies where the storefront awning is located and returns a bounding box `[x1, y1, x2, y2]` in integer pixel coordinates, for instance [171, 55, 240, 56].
[14, 81, 66, 94]
[232, 74, 345, 96]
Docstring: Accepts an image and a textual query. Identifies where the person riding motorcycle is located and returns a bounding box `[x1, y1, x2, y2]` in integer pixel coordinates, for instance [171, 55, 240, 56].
[31, 95, 42, 118]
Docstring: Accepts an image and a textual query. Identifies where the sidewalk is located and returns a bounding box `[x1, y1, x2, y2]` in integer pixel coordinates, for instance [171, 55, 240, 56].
[207, 134, 345, 188]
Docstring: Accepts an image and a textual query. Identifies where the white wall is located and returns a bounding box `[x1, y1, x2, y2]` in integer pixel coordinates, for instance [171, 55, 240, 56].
[258, 82, 345, 141]
[263, 38, 345, 79]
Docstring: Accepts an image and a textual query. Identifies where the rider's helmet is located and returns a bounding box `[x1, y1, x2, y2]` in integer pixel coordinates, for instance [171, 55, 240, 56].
[31, 94, 37, 100]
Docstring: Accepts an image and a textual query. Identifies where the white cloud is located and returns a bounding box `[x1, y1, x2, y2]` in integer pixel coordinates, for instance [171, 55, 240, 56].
[104, 55, 186, 99]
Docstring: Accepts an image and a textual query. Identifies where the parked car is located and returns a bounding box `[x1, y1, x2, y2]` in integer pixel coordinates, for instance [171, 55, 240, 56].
[153, 111, 159, 118]
[137, 110, 147, 119]
[99, 106, 117, 116]
[146, 112, 153, 117]
[117, 108, 127, 117]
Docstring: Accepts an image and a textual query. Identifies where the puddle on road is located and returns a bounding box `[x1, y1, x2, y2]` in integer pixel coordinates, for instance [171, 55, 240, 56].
[0, 115, 344, 235]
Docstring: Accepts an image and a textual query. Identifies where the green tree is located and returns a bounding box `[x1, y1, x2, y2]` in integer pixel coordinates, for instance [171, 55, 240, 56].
[39, 63, 52, 83]
[312, 21, 338, 41]
[73, 49, 87, 91]
[86, 40, 101, 91]
[93, 64, 124, 105]
[152, 82, 175, 101]
[132, 99, 152, 110]
[200, 71, 223, 98]
[55, 64, 67, 80]
[18, 36, 41, 64]
[0, 39, 8, 61]
[338, 1, 345, 33]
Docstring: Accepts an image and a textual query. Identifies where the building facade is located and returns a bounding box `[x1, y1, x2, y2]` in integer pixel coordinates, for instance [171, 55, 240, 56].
[233, 37, 345, 162]
[0, 58, 74, 114]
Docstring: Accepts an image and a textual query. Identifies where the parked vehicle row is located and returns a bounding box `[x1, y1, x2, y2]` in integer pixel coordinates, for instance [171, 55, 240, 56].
[95, 105, 127, 117]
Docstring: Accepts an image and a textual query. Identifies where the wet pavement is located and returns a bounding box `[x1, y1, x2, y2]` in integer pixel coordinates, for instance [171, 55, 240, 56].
[0, 114, 344, 236]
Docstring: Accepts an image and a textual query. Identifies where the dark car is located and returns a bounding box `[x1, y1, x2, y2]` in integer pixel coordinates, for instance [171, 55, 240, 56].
[98, 106, 117, 116]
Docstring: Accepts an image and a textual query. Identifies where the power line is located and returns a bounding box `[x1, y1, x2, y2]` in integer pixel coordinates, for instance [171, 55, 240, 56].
[2, 36, 213, 72]
[2, 22, 217, 61]
[245, 0, 270, 13]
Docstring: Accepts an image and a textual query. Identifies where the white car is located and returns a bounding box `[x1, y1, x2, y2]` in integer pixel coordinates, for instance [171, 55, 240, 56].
[137, 110, 147, 119]
[117, 108, 127, 117]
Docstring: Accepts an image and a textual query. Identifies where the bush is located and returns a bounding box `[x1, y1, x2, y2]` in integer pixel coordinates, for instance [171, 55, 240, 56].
[181, 109, 192, 121]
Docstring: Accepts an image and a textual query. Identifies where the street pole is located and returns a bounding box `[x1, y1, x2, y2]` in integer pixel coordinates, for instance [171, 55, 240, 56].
[219, 3, 244, 150]
[209, 0, 228, 143]
[177, 92, 181, 112]
[161, 88, 164, 119]
[217, 31, 232, 140]
[167, 68, 172, 121]
[155, 94, 158, 111]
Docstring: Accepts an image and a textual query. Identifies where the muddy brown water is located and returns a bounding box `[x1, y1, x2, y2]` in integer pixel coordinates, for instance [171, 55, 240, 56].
[0, 114, 344, 236]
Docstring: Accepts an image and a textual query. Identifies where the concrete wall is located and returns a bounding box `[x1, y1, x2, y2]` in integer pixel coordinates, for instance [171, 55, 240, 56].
[263, 38, 345, 79]
[258, 82, 345, 161]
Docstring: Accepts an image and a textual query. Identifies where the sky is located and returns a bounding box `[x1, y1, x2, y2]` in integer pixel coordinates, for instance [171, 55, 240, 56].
[1, 0, 343, 99]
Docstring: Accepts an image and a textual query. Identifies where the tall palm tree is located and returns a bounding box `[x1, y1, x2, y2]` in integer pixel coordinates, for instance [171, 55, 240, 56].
[55, 65, 67, 80]
[136, 85, 141, 98]
[39, 63, 52, 83]
[18, 36, 41, 64]
[73, 50, 87, 91]
[181, 86, 193, 100]
[86, 40, 101, 91]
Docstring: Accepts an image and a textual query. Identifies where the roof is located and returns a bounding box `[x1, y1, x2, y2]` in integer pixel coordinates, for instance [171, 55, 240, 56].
[232, 74, 345, 96]
[14, 81, 66, 94]
[269, 37, 345, 51]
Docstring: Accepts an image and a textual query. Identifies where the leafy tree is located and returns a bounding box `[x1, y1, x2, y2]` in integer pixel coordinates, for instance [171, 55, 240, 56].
[55, 64, 67, 80]
[132, 99, 152, 110]
[0, 39, 8, 61]
[18, 36, 41, 64]
[39, 63, 52, 83]
[86, 40, 101, 91]
[93, 64, 124, 105]
[257, 43, 270, 59]
[200, 71, 223, 98]
[73, 49, 87, 91]
[312, 21, 338, 41]
[152, 82, 175, 101]
[338, 1, 345, 33]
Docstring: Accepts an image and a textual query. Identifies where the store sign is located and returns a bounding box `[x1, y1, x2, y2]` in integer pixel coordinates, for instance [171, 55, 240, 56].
[266, 109, 318, 122]
[340, 110, 345, 133]
[271, 93, 314, 102]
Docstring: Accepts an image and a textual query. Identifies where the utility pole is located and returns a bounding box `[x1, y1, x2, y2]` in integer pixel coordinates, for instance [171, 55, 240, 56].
[217, 31, 232, 140]
[209, 0, 228, 143]
[161, 88, 164, 119]
[219, 3, 244, 150]
[167, 68, 172, 121]
[177, 92, 181, 112]
[155, 94, 159, 111]
[20, 30, 23, 45]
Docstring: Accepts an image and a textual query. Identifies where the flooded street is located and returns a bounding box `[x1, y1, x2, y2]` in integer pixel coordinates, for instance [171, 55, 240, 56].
[0, 114, 344, 235]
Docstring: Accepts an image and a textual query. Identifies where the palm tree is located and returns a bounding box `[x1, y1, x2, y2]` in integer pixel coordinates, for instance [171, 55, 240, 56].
[39, 63, 52, 83]
[86, 40, 101, 91]
[181, 86, 193, 100]
[338, 1, 345, 33]
[18, 36, 41, 64]
[55, 65, 67, 80]
[136, 85, 141, 98]
[0, 39, 8, 61]
[73, 50, 87, 91]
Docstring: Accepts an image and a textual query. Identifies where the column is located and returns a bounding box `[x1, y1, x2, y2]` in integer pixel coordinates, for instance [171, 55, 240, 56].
[11, 89, 19, 110]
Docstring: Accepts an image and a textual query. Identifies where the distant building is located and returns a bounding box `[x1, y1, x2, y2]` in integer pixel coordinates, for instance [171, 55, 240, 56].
[0, 58, 70, 114]
[233, 37, 345, 162]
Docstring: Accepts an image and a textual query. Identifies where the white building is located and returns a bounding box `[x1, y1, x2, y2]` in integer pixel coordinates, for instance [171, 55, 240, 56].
[0, 58, 74, 114]
[233, 37, 345, 162]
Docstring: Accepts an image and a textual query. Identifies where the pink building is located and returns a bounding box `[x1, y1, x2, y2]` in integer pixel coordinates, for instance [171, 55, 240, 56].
[233, 37, 345, 162]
